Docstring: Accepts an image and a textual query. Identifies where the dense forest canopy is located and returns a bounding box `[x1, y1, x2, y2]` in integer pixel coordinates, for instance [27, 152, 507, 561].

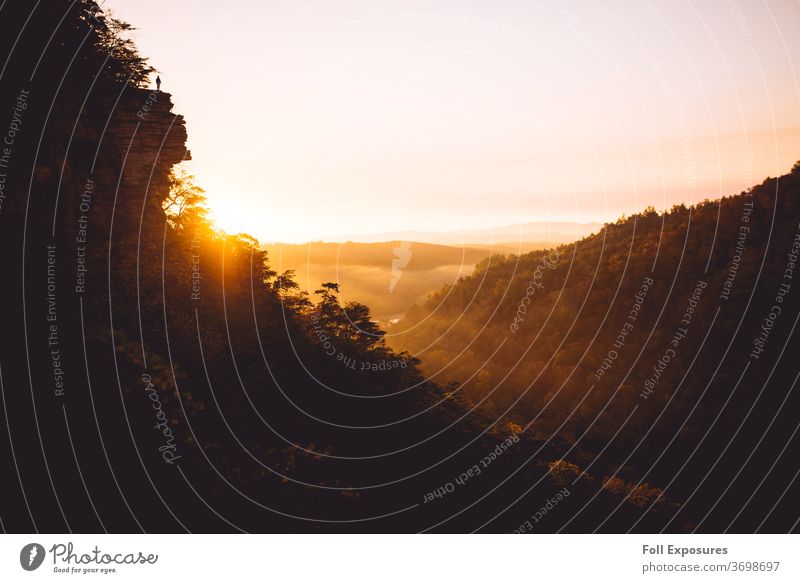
[392, 166, 800, 501]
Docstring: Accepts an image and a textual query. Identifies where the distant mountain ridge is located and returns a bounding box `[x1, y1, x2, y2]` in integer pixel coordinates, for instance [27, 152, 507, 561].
[320, 221, 603, 245]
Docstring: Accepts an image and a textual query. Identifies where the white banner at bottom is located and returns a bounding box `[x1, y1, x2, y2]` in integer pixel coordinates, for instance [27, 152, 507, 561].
[0, 534, 796, 582]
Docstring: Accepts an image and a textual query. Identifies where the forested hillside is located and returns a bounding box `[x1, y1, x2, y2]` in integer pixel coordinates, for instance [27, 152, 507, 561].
[392, 166, 800, 529]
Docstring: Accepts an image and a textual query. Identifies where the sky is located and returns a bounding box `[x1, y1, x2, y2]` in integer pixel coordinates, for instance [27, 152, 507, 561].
[107, 0, 800, 243]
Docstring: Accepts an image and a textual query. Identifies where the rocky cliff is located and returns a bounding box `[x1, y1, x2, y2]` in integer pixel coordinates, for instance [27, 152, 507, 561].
[0, 77, 193, 530]
[32, 87, 189, 244]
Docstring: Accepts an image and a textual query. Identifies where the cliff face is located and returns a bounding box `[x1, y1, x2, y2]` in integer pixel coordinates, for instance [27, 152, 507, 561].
[0, 80, 193, 531]
[31, 86, 189, 245]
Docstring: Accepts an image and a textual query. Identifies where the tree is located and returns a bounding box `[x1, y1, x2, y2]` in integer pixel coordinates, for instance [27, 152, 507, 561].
[272, 270, 311, 312]
[313, 282, 343, 331]
[313, 282, 385, 350]
[162, 167, 208, 230]
[341, 302, 385, 349]
[78, 1, 155, 87]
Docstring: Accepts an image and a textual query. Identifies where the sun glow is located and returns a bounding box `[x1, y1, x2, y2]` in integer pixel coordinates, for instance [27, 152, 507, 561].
[119, 0, 800, 245]
[205, 199, 262, 238]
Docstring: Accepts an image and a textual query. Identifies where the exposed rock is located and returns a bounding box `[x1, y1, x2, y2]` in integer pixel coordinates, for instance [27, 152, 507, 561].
[32, 86, 189, 244]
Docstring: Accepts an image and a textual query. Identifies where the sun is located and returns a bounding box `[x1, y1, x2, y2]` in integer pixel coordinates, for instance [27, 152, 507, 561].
[202, 186, 317, 243]
[205, 201, 256, 237]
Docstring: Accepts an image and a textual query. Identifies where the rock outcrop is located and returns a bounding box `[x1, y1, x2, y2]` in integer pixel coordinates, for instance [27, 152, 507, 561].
[31, 86, 189, 244]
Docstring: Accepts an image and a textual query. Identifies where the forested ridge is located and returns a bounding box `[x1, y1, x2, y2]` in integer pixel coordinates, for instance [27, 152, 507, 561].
[393, 165, 800, 528]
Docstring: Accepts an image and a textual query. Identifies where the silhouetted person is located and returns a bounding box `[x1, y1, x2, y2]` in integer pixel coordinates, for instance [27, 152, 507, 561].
[87, 2, 101, 23]
[156, 75, 161, 91]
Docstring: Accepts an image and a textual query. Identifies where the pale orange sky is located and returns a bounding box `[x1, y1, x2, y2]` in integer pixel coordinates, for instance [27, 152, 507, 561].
[108, 0, 800, 243]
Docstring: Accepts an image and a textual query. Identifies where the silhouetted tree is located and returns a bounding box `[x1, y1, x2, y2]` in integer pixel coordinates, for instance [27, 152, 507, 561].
[93, 14, 156, 86]
[163, 167, 208, 230]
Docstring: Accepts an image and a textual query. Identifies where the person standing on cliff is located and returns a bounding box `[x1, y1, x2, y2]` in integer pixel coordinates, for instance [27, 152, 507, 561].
[156, 75, 161, 91]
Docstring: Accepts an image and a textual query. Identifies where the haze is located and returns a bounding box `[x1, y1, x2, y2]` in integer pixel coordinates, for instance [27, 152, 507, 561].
[107, 0, 800, 243]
